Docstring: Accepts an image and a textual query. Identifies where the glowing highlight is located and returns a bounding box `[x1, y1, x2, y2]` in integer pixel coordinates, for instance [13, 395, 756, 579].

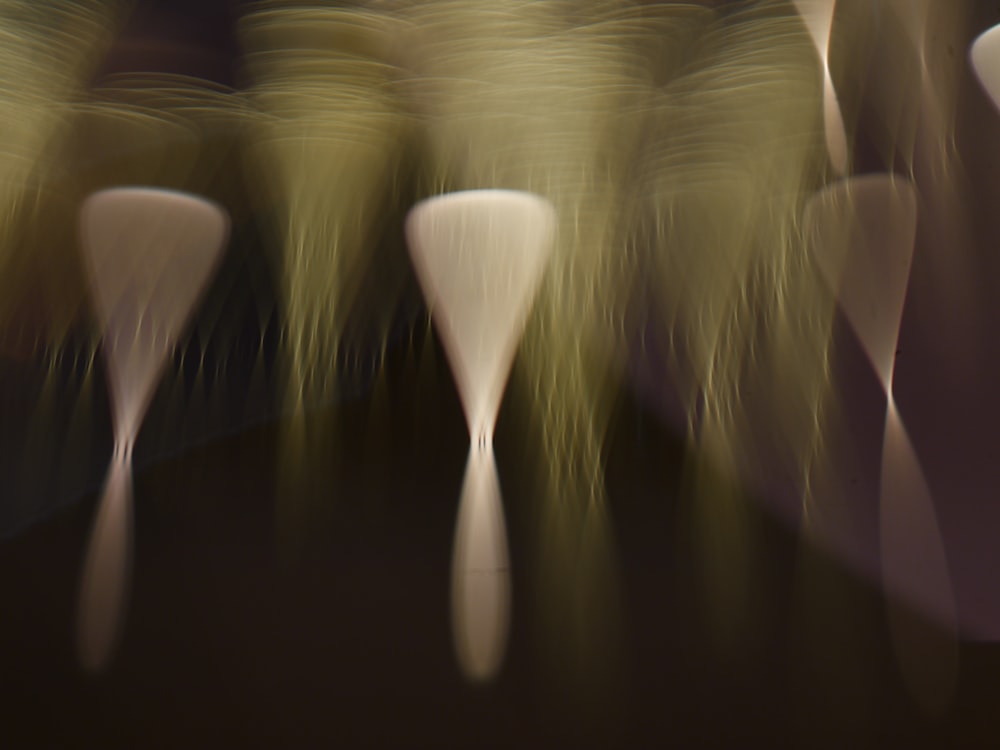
[76, 187, 229, 671]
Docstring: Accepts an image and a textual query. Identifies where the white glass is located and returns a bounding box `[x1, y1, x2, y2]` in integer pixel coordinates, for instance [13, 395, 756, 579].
[971, 25, 1000, 113]
[405, 189, 556, 681]
[77, 187, 229, 671]
[793, 0, 848, 175]
[805, 175, 957, 712]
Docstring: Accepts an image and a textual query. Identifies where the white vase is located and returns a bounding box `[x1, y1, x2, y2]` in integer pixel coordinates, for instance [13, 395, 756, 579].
[805, 175, 956, 712]
[77, 187, 229, 671]
[405, 189, 556, 681]
[792, 0, 848, 175]
[971, 24, 1000, 113]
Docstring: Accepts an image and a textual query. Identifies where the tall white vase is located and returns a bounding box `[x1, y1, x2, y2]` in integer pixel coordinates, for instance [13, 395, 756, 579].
[805, 175, 957, 712]
[405, 189, 556, 681]
[77, 187, 229, 672]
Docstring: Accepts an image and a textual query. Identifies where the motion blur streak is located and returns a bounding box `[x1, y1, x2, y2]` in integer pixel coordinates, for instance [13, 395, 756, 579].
[11, 71, 247, 532]
[881, 398, 958, 716]
[635, 4, 835, 647]
[0, 0, 125, 349]
[399, 0, 644, 693]
[805, 175, 957, 711]
[243, 0, 855, 676]
[815, 8, 974, 709]
[868, 1, 979, 380]
[0, 0, 966, 709]
[240, 5, 409, 541]
[242, 6, 406, 408]
[451, 447, 510, 682]
[792, 0, 847, 174]
[67, 75, 256, 456]
[76, 187, 229, 671]
[405, 188, 555, 682]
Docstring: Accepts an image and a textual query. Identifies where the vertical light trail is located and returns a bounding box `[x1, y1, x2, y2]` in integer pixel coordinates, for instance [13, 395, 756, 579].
[241, 5, 409, 545]
[637, 4, 835, 646]
[10, 73, 247, 535]
[805, 175, 957, 713]
[77, 187, 228, 671]
[0, 0, 125, 338]
[793, 0, 848, 174]
[242, 7, 405, 412]
[406, 188, 556, 682]
[450, 447, 509, 682]
[400, 0, 643, 694]
[868, 1, 977, 387]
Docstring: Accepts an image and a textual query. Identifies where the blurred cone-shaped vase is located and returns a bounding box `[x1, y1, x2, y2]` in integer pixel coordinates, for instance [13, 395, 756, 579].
[805, 175, 957, 713]
[971, 24, 1000, 113]
[77, 187, 228, 672]
[805, 176, 915, 391]
[793, 0, 848, 175]
[405, 189, 556, 681]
